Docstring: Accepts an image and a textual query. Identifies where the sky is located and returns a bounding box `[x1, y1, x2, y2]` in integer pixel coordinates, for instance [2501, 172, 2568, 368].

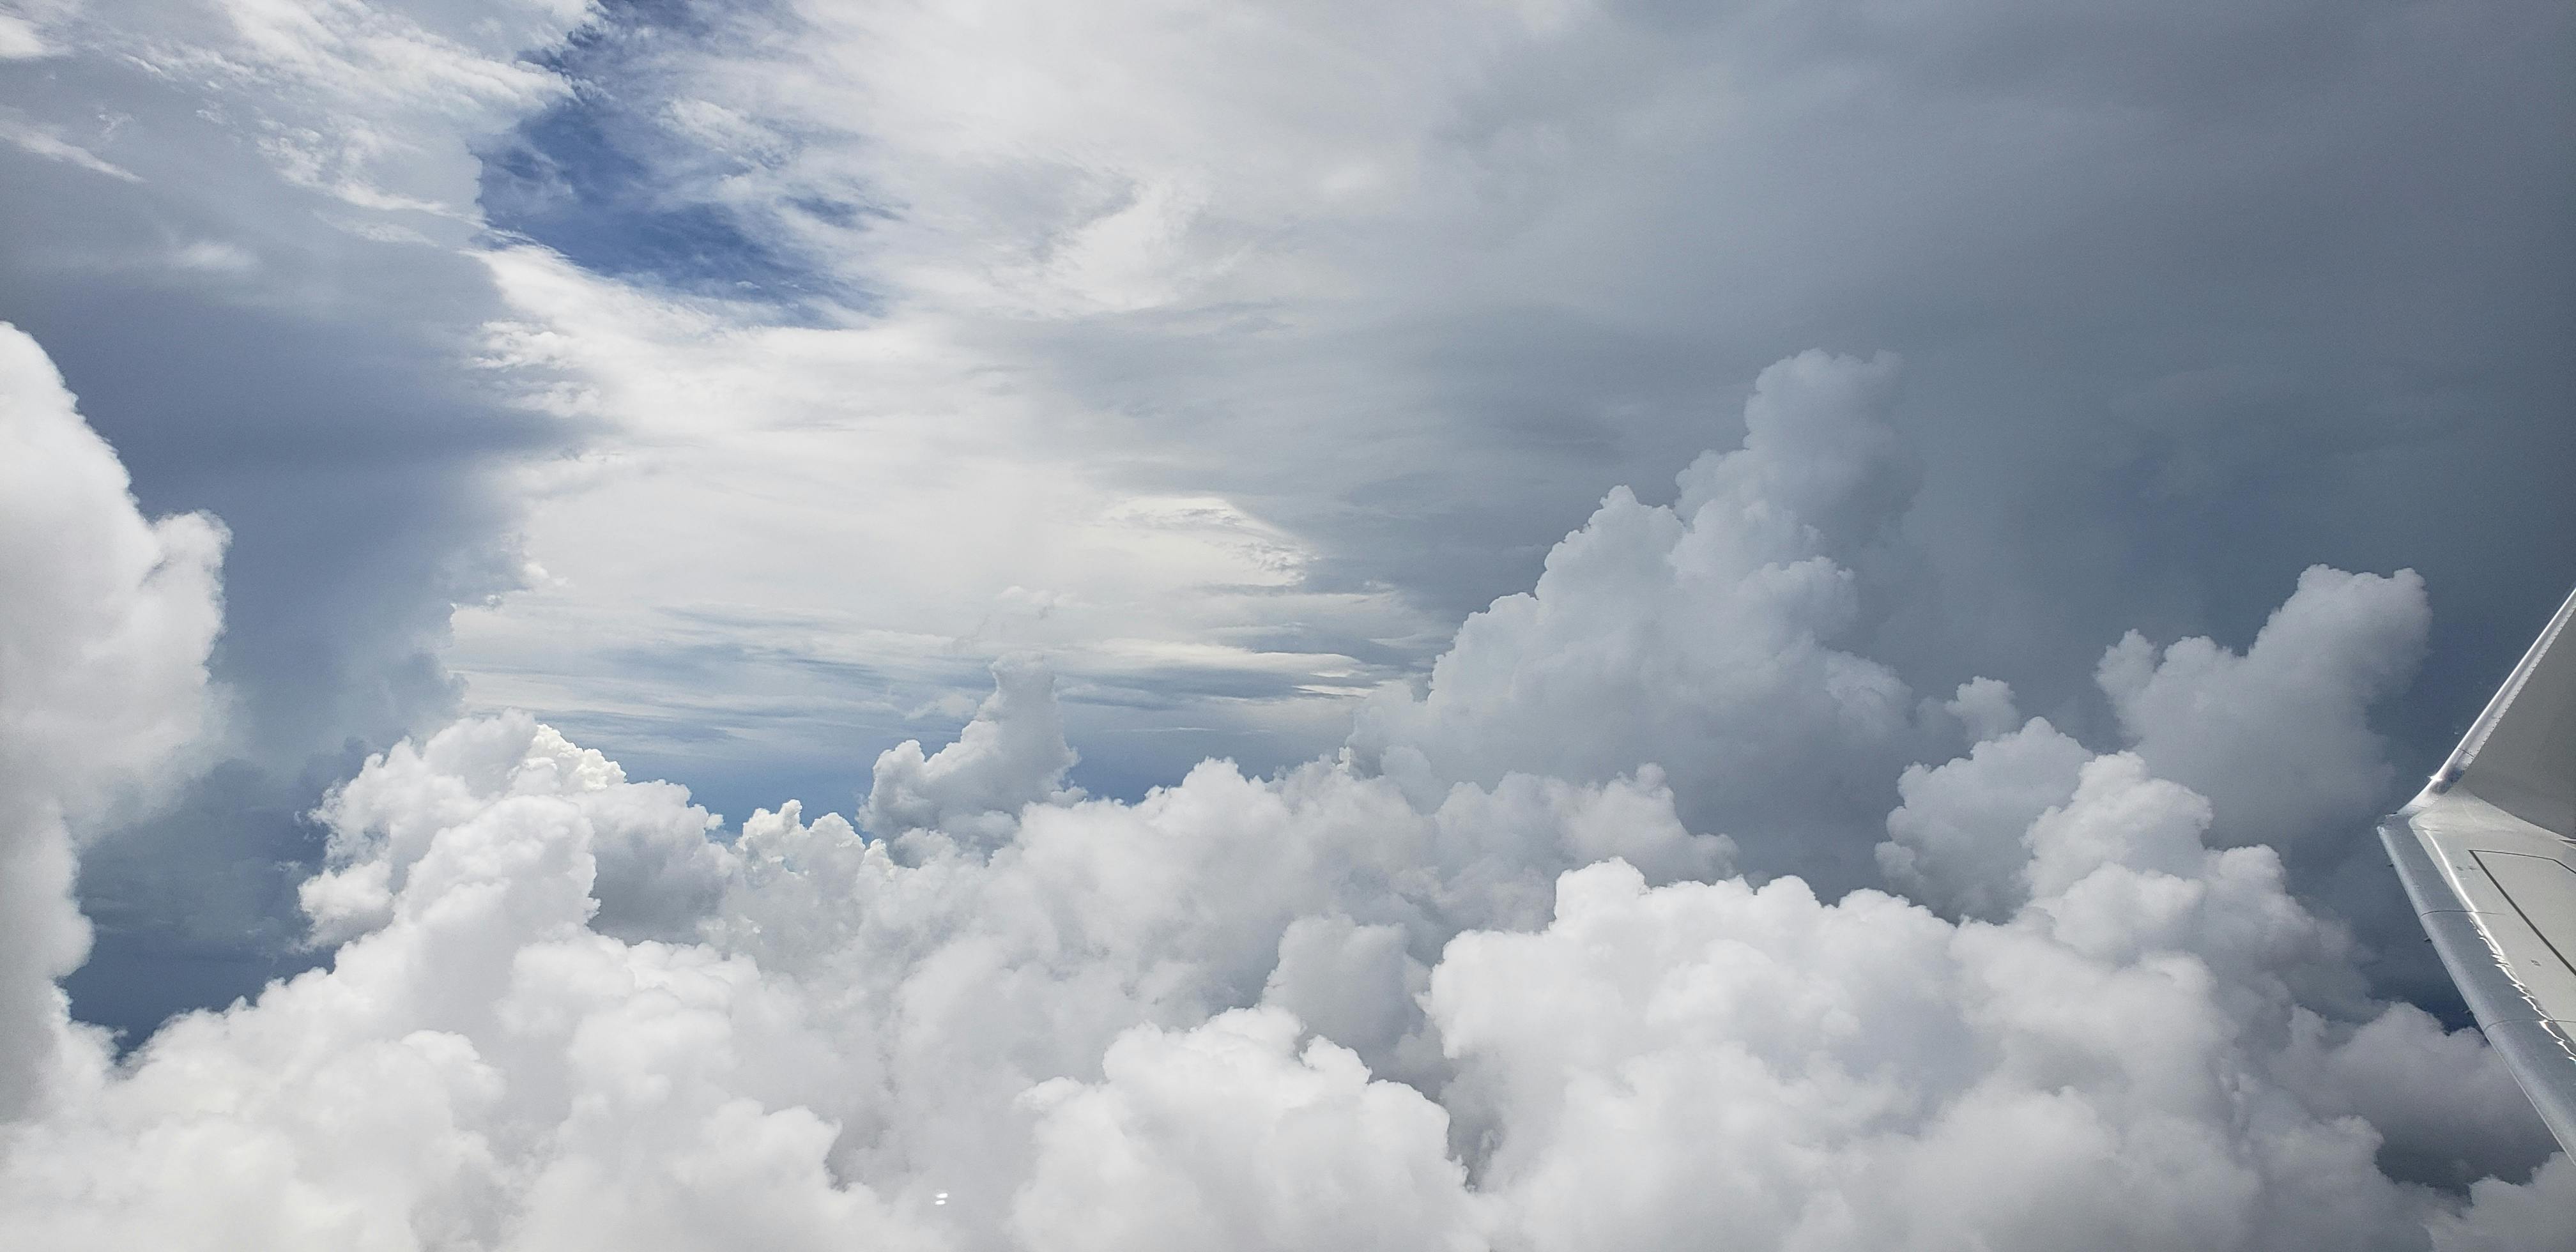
[1, 0, 2573, 1246]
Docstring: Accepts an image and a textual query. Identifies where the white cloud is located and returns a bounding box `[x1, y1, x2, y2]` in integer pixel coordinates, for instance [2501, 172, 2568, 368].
[446, 245, 1440, 780]
[2429, 1155, 2576, 1251]
[168, 240, 259, 271]
[97, 0, 581, 220]
[1878, 712, 2092, 921]
[1430, 757, 2523, 1249]
[0, 113, 141, 181]
[53, 0, 2523, 835]
[864, 656, 1083, 848]
[2099, 565, 2430, 850]
[0, 14, 48, 60]
[2, 6, 2561, 1190]
[1013, 1007, 1480, 1252]
[1, 335, 2563, 1247]
[1880, 565, 2437, 920]
[0, 0, 611, 1023]
[0, 0, 75, 61]
[298, 711, 730, 947]
[1349, 350, 1920, 878]
[0, 323, 224, 1118]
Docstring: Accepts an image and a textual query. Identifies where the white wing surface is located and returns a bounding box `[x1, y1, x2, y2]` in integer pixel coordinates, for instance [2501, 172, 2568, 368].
[2382, 584, 2576, 1152]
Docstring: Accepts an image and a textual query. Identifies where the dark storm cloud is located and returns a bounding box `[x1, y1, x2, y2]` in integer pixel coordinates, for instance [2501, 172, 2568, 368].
[795, 0, 2559, 1009]
[332, 0, 2571, 1004]
[988, 0, 2575, 772]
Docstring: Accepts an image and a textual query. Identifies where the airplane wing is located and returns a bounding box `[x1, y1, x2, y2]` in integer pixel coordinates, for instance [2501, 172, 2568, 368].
[2382, 584, 2576, 1153]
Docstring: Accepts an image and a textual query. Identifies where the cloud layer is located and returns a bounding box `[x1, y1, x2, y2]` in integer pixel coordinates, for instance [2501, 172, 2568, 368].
[1, 333, 2566, 1249]
[6, 0, 2568, 1046]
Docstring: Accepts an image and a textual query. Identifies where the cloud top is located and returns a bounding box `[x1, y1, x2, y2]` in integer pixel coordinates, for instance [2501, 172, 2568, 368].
[0, 337, 2563, 1248]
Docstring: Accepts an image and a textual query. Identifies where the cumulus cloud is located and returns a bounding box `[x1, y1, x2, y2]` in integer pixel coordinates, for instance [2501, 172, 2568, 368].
[864, 656, 1084, 850]
[298, 712, 731, 947]
[1878, 708, 2093, 921]
[1350, 351, 1921, 887]
[0, 324, 224, 1117]
[2099, 565, 2431, 851]
[1013, 1007, 1480, 1252]
[12, 0, 2569, 1057]
[1876, 563, 2434, 923]
[0, 343, 2563, 1248]
[0, 0, 597, 1041]
[1437, 848, 2391, 1248]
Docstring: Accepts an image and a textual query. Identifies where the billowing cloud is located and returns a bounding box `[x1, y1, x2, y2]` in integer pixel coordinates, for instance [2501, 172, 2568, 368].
[0, 323, 224, 1117]
[0, 0, 586, 1038]
[1880, 564, 2432, 921]
[2100, 565, 2430, 853]
[1013, 1007, 1481, 1252]
[5, 0, 2570, 1052]
[2, 334, 2565, 1248]
[1350, 351, 1922, 889]
[864, 657, 1084, 848]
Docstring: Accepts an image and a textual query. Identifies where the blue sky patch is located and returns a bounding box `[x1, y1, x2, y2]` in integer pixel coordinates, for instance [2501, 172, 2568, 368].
[476, 0, 866, 312]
